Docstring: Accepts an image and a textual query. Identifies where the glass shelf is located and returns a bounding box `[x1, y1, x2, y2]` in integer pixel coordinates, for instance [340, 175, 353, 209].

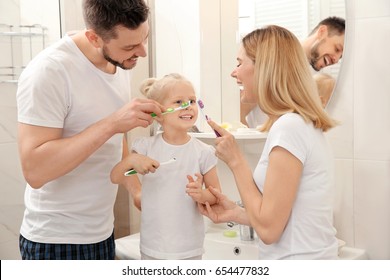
[0, 31, 46, 37]
[0, 80, 18, 84]
[0, 24, 47, 83]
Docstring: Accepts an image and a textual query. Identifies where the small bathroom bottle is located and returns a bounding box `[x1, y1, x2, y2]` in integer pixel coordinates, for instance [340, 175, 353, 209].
[237, 201, 254, 241]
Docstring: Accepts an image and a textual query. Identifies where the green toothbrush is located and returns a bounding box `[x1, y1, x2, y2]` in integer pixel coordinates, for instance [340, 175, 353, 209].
[150, 101, 190, 117]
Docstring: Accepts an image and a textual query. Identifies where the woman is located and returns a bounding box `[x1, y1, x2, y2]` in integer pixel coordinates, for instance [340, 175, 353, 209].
[199, 25, 339, 259]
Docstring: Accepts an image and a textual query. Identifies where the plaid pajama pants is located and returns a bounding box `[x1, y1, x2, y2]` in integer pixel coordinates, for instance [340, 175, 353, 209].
[19, 232, 115, 260]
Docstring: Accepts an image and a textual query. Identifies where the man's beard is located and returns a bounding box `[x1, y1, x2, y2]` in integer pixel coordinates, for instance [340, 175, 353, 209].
[309, 41, 324, 72]
[102, 46, 133, 70]
[309, 49, 321, 71]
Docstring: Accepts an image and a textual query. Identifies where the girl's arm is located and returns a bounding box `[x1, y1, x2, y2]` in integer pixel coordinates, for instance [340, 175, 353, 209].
[110, 152, 159, 184]
[110, 138, 159, 210]
[186, 166, 221, 205]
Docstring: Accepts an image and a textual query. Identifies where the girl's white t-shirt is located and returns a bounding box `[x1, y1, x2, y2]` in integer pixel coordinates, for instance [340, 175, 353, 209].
[132, 134, 217, 259]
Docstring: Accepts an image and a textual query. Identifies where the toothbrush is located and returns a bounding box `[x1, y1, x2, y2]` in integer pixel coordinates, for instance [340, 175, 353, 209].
[150, 101, 190, 117]
[124, 157, 177, 176]
[197, 100, 221, 137]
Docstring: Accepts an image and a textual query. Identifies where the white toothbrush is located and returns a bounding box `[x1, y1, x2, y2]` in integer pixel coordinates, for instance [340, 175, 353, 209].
[124, 158, 177, 176]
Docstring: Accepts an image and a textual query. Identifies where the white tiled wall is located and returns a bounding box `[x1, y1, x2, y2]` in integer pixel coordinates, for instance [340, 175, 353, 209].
[0, 0, 23, 260]
[328, 0, 390, 259]
[0, 0, 61, 260]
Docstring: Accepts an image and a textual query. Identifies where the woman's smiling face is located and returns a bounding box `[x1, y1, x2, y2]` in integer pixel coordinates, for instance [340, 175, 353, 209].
[230, 45, 256, 104]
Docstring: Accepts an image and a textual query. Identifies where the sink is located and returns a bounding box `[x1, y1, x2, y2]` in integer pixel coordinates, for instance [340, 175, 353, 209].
[203, 230, 258, 259]
[115, 228, 258, 260]
[115, 227, 367, 260]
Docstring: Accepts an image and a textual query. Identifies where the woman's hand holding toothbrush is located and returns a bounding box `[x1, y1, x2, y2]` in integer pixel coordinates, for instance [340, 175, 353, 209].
[207, 119, 246, 170]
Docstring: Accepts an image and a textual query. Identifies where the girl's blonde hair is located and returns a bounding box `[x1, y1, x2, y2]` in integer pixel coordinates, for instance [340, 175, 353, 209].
[242, 25, 337, 132]
[314, 73, 336, 108]
[139, 73, 193, 104]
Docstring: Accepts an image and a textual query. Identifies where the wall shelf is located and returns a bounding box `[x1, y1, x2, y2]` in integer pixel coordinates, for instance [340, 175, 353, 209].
[0, 24, 47, 83]
[190, 131, 268, 140]
[0, 31, 46, 37]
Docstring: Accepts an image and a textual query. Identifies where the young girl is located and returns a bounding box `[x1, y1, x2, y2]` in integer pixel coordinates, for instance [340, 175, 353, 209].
[111, 73, 221, 260]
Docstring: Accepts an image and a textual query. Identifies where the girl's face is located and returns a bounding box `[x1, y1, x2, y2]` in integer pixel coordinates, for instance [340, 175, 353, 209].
[230, 45, 257, 104]
[161, 82, 198, 132]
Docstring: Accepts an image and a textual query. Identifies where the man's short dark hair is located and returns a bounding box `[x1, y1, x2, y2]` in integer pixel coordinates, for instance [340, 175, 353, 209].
[83, 0, 149, 41]
[310, 16, 345, 36]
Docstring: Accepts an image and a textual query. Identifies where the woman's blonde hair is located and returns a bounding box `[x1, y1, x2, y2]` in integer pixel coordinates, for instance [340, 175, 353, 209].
[242, 25, 337, 132]
[139, 73, 193, 104]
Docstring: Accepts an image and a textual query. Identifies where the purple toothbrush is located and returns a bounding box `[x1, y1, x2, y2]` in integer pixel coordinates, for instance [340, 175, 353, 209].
[197, 100, 221, 137]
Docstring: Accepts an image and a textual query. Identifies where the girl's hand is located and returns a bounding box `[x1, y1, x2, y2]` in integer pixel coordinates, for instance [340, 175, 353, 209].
[186, 173, 204, 203]
[127, 153, 159, 175]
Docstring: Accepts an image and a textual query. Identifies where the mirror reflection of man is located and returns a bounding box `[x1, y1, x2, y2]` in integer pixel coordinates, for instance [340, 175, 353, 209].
[240, 16, 345, 128]
[302, 16, 345, 72]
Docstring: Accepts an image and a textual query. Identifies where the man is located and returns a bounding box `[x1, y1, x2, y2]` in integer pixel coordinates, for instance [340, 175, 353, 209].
[16, 0, 162, 260]
[240, 16, 345, 127]
[302, 16, 345, 72]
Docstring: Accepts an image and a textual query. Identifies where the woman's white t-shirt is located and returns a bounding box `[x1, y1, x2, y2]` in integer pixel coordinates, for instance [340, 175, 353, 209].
[253, 113, 338, 259]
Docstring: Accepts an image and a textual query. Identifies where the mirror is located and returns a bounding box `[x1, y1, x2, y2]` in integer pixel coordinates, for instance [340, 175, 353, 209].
[239, 0, 346, 76]
[238, 0, 346, 124]
[150, 0, 345, 131]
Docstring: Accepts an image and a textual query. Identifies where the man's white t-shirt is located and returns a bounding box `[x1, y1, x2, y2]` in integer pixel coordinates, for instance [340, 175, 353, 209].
[17, 35, 131, 244]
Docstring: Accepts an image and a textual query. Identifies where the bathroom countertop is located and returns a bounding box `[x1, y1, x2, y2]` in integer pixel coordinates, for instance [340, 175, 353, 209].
[115, 228, 368, 260]
[338, 247, 368, 260]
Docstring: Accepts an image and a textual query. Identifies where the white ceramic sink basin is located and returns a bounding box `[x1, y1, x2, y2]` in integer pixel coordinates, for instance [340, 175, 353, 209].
[202, 230, 258, 259]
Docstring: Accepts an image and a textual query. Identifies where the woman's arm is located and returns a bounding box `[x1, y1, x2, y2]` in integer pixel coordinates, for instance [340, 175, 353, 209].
[231, 146, 302, 244]
[207, 120, 302, 245]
